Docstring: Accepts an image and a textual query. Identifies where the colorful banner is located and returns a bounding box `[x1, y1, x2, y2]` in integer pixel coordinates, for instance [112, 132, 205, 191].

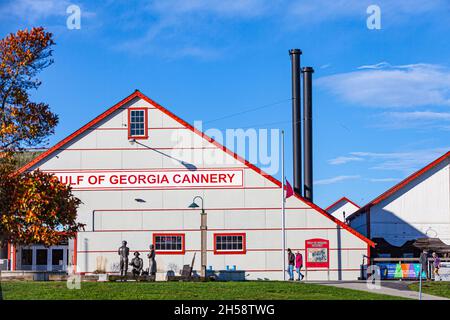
[45, 169, 244, 190]
[376, 263, 426, 280]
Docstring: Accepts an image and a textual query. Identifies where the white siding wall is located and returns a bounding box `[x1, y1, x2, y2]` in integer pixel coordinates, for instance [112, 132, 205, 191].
[370, 159, 450, 246]
[327, 200, 360, 222]
[30, 97, 369, 280]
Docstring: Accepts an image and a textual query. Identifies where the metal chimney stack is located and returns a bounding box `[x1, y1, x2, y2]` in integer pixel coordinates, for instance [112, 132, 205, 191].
[289, 49, 302, 196]
[302, 67, 314, 202]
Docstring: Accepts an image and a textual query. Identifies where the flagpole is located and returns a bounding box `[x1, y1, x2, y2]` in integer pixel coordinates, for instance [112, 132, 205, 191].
[281, 129, 286, 281]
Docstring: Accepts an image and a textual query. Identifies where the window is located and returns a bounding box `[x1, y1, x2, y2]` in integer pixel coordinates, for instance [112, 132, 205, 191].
[36, 249, 48, 265]
[214, 233, 246, 254]
[52, 249, 64, 265]
[153, 233, 185, 254]
[128, 108, 148, 139]
[21, 249, 33, 265]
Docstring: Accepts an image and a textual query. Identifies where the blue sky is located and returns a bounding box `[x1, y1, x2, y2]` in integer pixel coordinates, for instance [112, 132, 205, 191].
[1, 0, 449, 208]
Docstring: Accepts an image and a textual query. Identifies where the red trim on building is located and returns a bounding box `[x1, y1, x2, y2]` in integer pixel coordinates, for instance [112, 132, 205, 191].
[325, 196, 360, 212]
[127, 107, 149, 139]
[91, 207, 311, 212]
[213, 233, 247, 255]
[41, 167, 249, 173]
[86, 226, 349, 233]
[7, 242, 11, 260]
[293, 193, 375, 247]
[66, 186, 277, 192]
[349, 151, 450, 220]
[78, 247, 365, 254]
[91, 126, 185, 131]
[59, 147, 218, 151]
[11, 244, 16, 271]
[152, 233, 185, 255]
[305, 238, 330, 268]
[17, 90, 375, 247]
[17, 91, 141, 174]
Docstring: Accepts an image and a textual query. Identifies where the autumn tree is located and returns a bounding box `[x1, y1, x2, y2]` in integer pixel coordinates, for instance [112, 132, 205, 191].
[0, 27, 84, 247]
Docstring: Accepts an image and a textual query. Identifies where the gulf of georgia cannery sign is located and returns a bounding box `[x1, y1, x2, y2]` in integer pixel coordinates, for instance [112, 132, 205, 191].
[43, 169, 244, 190]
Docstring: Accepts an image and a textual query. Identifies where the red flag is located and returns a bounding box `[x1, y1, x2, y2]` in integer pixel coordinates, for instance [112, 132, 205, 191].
[284, 179, 294, 198]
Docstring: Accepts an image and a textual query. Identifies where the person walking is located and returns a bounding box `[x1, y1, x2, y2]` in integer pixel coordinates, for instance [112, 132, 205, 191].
[295, 250, 304, 281]
[287, 248, 295, 281]
[419, 249, 429, 280]
[432, 252, 441, 281]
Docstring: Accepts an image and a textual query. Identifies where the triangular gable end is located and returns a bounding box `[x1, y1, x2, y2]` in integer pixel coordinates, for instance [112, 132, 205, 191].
[325, 197, 360, 212]
[351, 151, 450, 218]
[18, 90, 375, 247]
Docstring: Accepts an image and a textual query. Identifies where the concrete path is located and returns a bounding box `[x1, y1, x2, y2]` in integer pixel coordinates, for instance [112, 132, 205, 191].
[310, 280, 448, 300]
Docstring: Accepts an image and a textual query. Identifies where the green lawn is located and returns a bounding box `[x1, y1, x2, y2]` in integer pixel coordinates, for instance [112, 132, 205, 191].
[0, 280, 405, 300]
[408, 282, 450, 299]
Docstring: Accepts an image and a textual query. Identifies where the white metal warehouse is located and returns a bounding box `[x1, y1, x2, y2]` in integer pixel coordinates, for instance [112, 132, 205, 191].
[4, 90, 374, 280]
[348, 151, 450, 254]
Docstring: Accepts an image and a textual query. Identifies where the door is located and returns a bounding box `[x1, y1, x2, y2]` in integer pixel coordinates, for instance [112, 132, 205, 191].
[17, 245, 68, 271]
[35, 248, 48, 271]
[21, 248, 33, 270]
[51, 248, 67, 271]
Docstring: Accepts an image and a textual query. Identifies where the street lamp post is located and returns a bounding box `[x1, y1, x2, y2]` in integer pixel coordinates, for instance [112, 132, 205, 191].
[189, 196, 207, 278]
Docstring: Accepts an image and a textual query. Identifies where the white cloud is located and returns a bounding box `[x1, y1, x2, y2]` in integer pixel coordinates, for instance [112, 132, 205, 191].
[328, 156, 364, 165]
[367, 178, 400, 183]
[317, 63, 450, 108]
[288, 0, 445, 24]
[315, 175, 360, 185]
[1, 0, 69, 21]
[375, 111, 450, 130]
[115, 0, 447, 59]
[147, 0, 272, 18]
[349, 148, 449, 172]
[0, 0, 96, 24]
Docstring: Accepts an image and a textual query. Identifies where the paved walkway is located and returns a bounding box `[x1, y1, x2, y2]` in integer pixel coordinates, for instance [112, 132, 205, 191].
[311, 280, 448, 300]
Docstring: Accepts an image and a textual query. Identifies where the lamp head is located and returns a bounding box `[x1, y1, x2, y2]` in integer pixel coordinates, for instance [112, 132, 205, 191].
[188, 202, 199, 209]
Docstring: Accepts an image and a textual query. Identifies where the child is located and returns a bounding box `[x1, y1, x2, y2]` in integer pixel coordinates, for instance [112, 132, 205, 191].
[432, 252, 441, 281]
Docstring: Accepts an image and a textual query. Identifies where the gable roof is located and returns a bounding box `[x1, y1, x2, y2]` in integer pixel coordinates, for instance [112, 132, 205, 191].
[349, 151, 450, 219]
[18, 90, 375, 247]
[325, 196, 360, 212]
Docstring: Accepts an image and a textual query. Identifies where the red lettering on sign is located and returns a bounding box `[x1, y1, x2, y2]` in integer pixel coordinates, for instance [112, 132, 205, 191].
[88, 175, 98, 185]
[110, 175, 118, 184]
[227, 173, 235, 182]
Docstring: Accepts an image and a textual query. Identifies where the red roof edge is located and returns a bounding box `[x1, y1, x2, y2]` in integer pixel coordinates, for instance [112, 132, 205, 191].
[351, 150, 450, 218]
[293, 193, 374, 247]
[17, 90, 375, 248]
[325, 196, 360, 212]
[17, 90, 141, 174]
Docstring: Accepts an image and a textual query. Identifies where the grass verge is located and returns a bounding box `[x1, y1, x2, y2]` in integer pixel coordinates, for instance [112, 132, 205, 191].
[408, 281, 450, 299]
[1, 280, 407, 300]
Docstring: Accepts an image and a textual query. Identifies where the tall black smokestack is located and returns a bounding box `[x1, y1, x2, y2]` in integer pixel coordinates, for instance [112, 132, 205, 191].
[289, 49, 302, 196]
[302, 66, 314, 202]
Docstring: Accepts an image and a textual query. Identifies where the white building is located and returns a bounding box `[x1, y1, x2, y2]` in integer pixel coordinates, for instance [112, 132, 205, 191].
[348, 151, 450, 251]
[6, 90, 373, 280]
[325, 197, 360, 223]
